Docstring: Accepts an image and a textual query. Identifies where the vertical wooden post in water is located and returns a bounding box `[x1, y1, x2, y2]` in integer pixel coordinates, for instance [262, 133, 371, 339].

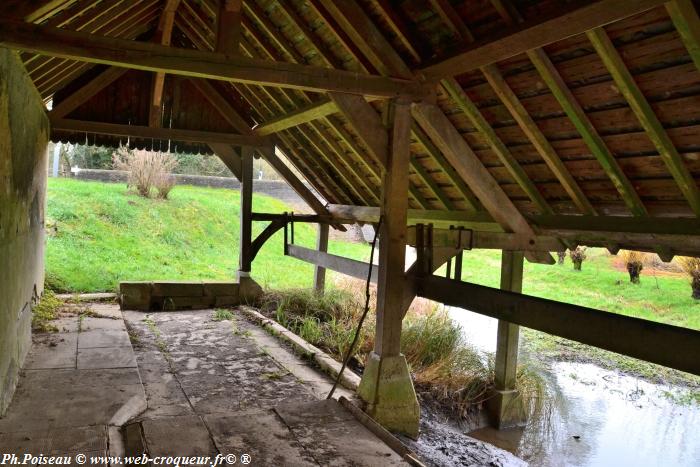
[489, 250, 525, 428]
[357, 98, 420, 438]
[314, 223, 329, 294]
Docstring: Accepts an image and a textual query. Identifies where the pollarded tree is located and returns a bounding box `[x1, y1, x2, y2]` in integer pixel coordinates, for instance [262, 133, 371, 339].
[677, 257, 700, 299]
[621, 250, 646, 284]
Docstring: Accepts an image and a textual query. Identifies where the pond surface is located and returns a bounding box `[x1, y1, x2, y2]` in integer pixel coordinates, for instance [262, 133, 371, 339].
[448, 307, 700, 467]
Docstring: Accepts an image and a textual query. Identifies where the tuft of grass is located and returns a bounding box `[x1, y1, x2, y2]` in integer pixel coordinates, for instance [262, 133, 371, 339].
[259, 285, 549, 421]
[212, 309, 234, 321]
[32, 290, 62, 333]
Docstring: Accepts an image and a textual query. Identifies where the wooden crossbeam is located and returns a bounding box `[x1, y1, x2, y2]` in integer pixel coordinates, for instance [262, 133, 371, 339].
[442, 76, 553, 214]
[253, 98, 336, 136]
[419, 0, 667, 80]
[667, 0, 700, 72]
[419, 276, 700, 375]
[49, 118, 272, 147]
[0, 19, 421, 98]
[412, 103, 554, 264]
[472, 69, 597, 216]
[287, 244, 378, 283]
[526, 47, 648, 217]
[587, 27, 700, 216]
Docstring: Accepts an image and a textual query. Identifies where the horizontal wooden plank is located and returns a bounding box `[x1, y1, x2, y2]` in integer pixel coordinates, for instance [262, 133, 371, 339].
[286, 244, 377, 283]
[418, 276, 700, 375]
[0, 19, 421, 98]
[50, 118, 272, 147]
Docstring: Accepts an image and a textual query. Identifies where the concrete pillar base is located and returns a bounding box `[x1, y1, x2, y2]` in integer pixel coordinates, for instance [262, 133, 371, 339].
[487, 389, 527, 429]
[358, 352, 420, 438]
[237, 275, 263, 303]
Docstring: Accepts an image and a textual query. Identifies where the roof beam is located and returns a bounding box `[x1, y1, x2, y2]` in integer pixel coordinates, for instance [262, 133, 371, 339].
[0, 19, 421, 98]
[587, 27, 700, 216]
[412, 103, 554, 264]
[419, 0, 668, 80]
[526, 47, 648, 217]
[50, 118, 272, 147]
[427, 0, 474, 42]
[667, 0, 700, 72]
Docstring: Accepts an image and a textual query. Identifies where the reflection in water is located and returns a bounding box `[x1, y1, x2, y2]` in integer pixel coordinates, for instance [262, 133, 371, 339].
[449, 307, 700, 467]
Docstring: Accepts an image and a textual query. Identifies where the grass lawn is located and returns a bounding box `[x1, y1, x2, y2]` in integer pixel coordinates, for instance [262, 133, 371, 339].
[46, 178, 699, 332]
[46, 178, 370, 292]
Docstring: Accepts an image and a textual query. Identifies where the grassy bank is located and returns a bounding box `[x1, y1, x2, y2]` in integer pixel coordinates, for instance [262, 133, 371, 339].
[46, 178, 369, 292]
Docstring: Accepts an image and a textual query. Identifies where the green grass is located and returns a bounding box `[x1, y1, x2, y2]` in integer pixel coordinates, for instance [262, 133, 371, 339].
[444, 249, 700, 330]
[46, 179, 370, 293]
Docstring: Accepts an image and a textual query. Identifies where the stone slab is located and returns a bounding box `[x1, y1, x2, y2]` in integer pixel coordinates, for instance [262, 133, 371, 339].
[77, 346, 137, 369]
[204, 412, 317, 466]
[81, 316, 127, 332]
[78, 329, 131, 349]
[0, 425, 107, 455]
[141, 416, 217, 456]
[23, 332, 77, 370]
[151, 281, 205, 298]
[275, 399, 355, 428]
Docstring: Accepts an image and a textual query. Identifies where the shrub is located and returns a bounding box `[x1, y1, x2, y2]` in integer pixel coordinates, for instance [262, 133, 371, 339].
[569, 246, 587, 271]
[677, 257, 700, 299]
[621, 250, 646, 284]
[112, 147, 177, 199]
[557, 251, 566, 265]
[32, 290, 63, 333]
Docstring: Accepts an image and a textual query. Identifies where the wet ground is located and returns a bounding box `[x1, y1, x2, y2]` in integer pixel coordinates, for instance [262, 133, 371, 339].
[450, 307, 700, 467]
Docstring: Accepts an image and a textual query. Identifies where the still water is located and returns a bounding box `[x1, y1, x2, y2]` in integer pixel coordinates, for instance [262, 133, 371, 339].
[448, 307, 700, 467]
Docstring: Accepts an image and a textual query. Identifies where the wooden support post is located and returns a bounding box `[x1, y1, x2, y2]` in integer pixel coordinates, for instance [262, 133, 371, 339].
[491, 250, 527, 428]
[357, 99, 419, 438]
[238, 147, 254, 277]
[313, 223, 329, 294]
[453, 251, 463, 280]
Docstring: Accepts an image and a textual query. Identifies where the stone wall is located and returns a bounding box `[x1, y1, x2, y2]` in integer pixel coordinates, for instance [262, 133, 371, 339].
[72, 169, 313, 212]
[0, 49, 49, 415]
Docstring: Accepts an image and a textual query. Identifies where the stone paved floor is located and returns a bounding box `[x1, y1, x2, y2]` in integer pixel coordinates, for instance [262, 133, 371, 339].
[0, 303, 145, 462]
[0, 304, 408, 466]
[123, 308, 403, 466]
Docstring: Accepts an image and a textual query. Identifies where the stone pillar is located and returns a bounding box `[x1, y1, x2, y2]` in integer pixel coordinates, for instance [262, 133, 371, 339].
[313, 223, 329, 294]
[357, 99, 420, 438]
[488, 250, 526, 428]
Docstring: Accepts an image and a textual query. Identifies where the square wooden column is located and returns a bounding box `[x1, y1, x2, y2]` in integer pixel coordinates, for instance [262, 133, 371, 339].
[238, 146, 253, 277]
[357, 98, 420, 438]
[313, 223, 329, 294]
[489, 250, 526, 428]
[237, 147, 262, 300]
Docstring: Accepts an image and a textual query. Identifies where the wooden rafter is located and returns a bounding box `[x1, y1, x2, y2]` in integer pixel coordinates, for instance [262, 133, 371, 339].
[475, 67, 596, 215]
[442, 76, 553, 214]
[667, 0, 700, 72]
[413, 103, 554, 264]
[50, 67, 128, 118]
[253, 98, 336, 136]
[525, 47, 648, 217]
[587, 27, 700, 216]
[419, 0, 668, 80]
[427, 0, 474, 42]
[0, 19, 421, 98]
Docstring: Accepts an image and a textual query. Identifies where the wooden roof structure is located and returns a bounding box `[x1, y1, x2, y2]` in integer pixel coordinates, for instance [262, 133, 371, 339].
[2, 0, 700, 257]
